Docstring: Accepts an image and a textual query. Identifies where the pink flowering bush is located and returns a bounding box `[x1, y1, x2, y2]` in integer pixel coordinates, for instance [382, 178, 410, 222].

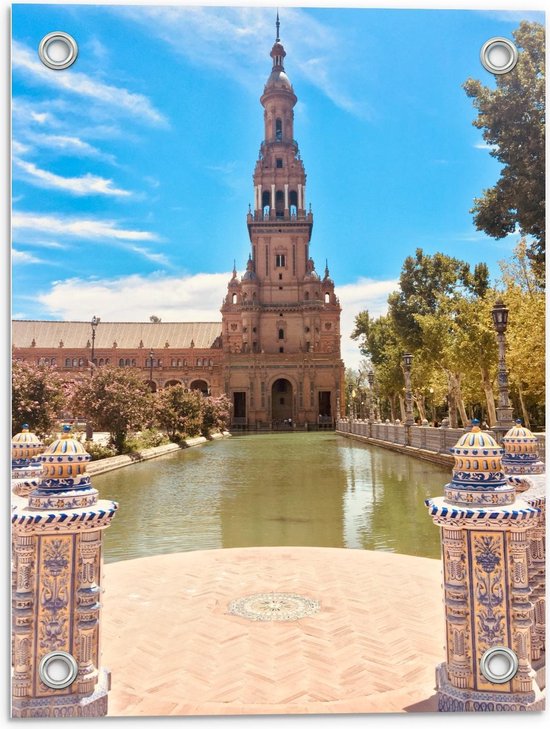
[200, 394, 231, 436]
[71, 366, 154, 454]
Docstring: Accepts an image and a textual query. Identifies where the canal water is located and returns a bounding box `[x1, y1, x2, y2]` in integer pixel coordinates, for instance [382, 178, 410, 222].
[95, 432, 449, 563]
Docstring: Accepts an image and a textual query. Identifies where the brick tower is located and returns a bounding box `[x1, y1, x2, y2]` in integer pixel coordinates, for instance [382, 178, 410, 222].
[221, 15, 344, 428]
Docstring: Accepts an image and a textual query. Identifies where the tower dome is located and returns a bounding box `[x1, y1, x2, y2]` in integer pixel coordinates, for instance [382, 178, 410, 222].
[12, 424, 44, 463]
[242, 255, 257, 282]
[501, 419, 544, 475]
[444, 420, 515, 506]
[32, 425, 98, 510]
[11, 424, 45, 495]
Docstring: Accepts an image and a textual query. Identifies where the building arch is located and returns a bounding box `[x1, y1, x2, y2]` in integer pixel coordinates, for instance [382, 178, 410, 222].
[164, 379, 181, 388]
[190, 379, 209, 395]
[271, 377, 294, 423]
[146, 380, 158, 393]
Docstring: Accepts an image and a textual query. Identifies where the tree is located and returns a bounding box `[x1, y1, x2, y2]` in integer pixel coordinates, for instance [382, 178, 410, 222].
[464, 21, 545, 274]
[70, 366, 153, 453]
[351, 313, 404, 420]
[387, 248, 488, 349]
[155, 385, 204, 440]
[498, 240, 545, 428]
[149, 315, 162, 323]
[12, 360, 67, 436]
[201, 394, 231, 436]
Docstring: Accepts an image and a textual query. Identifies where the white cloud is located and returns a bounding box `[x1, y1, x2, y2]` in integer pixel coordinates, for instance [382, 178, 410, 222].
[12, 213, 168, 266]
[337, 277, 398, 369]
[12, 140, 30, 155]
[30, 111, 50, 125]
[26, 133, 117, 163]
[14, 158, 131, 197]
[35, 269, 396, 368]
[12, 41, 167, 127]
[12, 249, 43, 264]
[12, 212, 158, 242]
[117, 6, 369, 118]
[474, 142, 498, 151]
[37, 271, 230, 322]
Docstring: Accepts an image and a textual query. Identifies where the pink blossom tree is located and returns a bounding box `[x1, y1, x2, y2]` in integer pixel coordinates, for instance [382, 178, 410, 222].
[200, 394, 231, 436]
[71, 366, 154, 453]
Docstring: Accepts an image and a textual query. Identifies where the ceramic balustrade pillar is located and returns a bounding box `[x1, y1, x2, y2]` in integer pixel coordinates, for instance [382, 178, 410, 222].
[11, 426, 117, 718]
[426, 421, 544, 711]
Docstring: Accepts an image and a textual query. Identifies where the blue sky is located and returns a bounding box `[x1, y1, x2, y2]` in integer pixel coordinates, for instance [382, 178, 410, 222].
[11, 4, 545, 367]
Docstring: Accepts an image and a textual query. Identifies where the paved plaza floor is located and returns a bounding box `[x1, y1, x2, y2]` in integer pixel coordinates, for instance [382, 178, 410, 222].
[102, 547, 445, 716]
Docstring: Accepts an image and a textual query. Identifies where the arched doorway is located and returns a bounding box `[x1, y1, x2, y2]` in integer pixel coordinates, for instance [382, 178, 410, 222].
[190, 379, 209, 395]
[164, 380, 181, 388]
[271, 378, 293, 423]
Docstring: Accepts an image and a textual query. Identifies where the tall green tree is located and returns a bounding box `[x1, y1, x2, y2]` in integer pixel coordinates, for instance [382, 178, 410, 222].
[387, 248, 488, 349]
[351, 312, 405, 420]
[71, 366, 153, 453]
[464, 21, 545, 274]
[12, 360, 67, 436]
[498, 240, 545, 427]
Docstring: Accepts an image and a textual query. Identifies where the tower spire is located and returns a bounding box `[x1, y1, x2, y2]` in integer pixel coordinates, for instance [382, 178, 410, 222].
[276, 9, 280, 42]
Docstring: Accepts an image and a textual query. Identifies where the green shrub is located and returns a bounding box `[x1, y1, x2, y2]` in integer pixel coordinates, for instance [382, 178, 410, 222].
[125, 428, 170, 452]
[85, 441, 117, 461]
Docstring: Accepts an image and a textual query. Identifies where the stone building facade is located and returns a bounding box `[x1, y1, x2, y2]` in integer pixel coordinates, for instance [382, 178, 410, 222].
[12, 25, 344, 429]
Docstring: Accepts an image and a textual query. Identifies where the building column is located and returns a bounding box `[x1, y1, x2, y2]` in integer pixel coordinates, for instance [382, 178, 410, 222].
[298, 184, 303, 211]
[426, 421, 543, 711]
[284, 183, 289, 211]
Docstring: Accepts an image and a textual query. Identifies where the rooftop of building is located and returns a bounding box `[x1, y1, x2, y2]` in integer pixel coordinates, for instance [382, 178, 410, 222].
[12, 320, 223, 350]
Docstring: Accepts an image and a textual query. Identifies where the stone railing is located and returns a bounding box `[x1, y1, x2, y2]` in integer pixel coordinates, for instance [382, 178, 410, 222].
[337, 419, 466, 464]
[337, 419, 545, 466]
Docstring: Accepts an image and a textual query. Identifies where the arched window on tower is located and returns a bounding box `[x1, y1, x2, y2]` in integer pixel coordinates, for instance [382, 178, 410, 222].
[325, 292, 330, 304]
[275, 118, 282, 141]
[278, 328, 285, 340]
[289, 189, 298, 218]
[262, 190, 270, 218]
[305, 291, 310, 301]
[275, 190, 284, 219]
[232, 293, 238, 305]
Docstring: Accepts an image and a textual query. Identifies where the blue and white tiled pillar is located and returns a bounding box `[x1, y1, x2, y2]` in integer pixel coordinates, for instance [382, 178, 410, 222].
[426, 421, 544, 711]
[11, 426, 118, 718]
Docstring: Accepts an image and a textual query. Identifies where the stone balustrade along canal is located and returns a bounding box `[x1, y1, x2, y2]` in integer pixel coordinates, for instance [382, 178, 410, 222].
[337, 418, 546, 467]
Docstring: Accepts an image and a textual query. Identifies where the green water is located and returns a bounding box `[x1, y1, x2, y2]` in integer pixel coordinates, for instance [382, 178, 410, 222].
[94, 433, 449, 563]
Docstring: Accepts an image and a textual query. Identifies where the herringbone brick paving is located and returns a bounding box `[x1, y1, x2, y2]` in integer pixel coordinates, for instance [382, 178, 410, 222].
[102, 547, 445, 715]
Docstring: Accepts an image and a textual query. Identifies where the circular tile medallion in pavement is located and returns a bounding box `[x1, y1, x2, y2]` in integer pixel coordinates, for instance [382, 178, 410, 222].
[227, 592, 320, 622]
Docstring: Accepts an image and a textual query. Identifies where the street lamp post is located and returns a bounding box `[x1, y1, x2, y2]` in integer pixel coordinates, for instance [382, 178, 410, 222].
[367, 371, 375, 422]
[86, 316, 100, 441]
[90, 315, 100, 376]
[402, 353, 414, 426]
[491, 299, 515, 441]
[351, 388, 356, 421]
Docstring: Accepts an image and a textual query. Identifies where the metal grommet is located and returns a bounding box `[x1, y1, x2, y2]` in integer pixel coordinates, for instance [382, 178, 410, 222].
[480, 646, 519, 684]
[480, 37, 518, 75]
[38, 651, 79, 690]
[38, 32, 78, 70]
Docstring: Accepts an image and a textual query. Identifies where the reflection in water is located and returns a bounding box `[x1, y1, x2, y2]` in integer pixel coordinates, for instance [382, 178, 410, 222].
[94, 433, 448, 563]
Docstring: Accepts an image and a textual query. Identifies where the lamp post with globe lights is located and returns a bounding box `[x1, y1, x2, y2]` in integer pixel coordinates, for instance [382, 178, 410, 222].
[491, 299, 515, 441]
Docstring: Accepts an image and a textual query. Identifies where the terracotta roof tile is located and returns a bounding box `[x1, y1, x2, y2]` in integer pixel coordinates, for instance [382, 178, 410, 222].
[12, 320, 222, 350]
